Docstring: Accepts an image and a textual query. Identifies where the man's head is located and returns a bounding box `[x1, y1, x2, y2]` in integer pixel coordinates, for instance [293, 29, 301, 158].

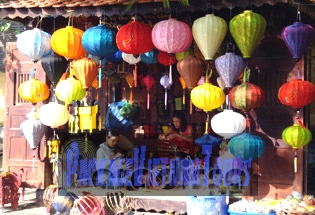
[105, 129, 120, 149]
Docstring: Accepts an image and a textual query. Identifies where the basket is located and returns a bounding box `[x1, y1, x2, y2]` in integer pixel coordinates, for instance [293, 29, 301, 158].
[186, 196, 228, 215]
[227, 209, 276, 215]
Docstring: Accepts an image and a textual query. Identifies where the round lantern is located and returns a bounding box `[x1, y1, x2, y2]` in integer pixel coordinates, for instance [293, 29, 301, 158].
[122, 52, 141, 87]
[152, 18, 192, 54]
[215, 52, 245, 88]
[43, 184, 59, 211]
[211, 109, 246, 140]
[229, 132, 265, 161]
[52, 189, 77, 215]
[107, 50, 123, 63]
[41, 53, 69, 85]
[282, 22, 315, 61]
[82, 24, 118, 59]
[18, 78, 50, 104]
[17, 28, 52, 62]
[51, 26, 86, 60]
[20, 110, 47, 149]
[157, 51, 177, 66]
[177, 55, 206, 90]
[192, 14, 228, 61]
[278, 78, 315, 109]
[71, 194, 103, 215]
[55, 78, 86, 105]
[116, 20, 154, 55]
[142, 75, 155, 109]
[38, 102, 70, 128]
[229, 10, 266, 59]
[72, 57, 100, 90]
[140, 49, 158, 64]
[282, 123, 312, 172]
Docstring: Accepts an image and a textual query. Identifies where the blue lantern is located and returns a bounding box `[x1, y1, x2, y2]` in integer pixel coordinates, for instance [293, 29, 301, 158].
[229, 132, 265, 161]
[140, 49, 158, 64]
[215, 52, 245, 88]
[107, 50, 123, 63]
[82, 24, 118, 59]
[17, 28, 52, 62]
[282, 22, 315, 61]
[194, 134, 222, 146]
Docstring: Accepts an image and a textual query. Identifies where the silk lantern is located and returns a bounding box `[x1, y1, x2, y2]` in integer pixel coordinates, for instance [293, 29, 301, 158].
[107, 50, 123, 63]
[229, 132, 265, 161]
[282, 123, 312, 172]
[229, 10, 266, 59]
[192, 14, 228, 61]
[278, 75, 315, 109]
[51, 26, 86, 60]
[18, 78, 50, 105]
[17, 28, 52, 62]
[72, 57, 100, 90]
[195, 134, 222, 146]
[160, 74, 172, 110]
[125, 73, 134, 104]
[38, 102, 70, 128]
[158, 51, 177, 85]
[41, 53, 69, 86]
[191, 83, 225, 133]
[142, 75, 155, 109]
[55, 78, 86, 105]
[140, 50, 158, 64]
[215, 52, 245, 89]
[116, 19, 154, 55]
[211, 109, 246, 140]
[179, 76, 186, 105]
[176, 48, 194, 61]
[122, 52, 141, 87]
[82, 24, 118, 59]
[282, 21, 315, 61]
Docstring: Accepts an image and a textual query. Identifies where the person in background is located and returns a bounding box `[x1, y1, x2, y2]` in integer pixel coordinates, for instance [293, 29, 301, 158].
[158, 110, 195, 159]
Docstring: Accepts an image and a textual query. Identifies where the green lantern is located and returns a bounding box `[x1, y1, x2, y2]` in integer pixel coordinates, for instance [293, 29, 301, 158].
[55, 78, 86, 105]
[282, 123, 312, 172]
[229, 10, 266, 59]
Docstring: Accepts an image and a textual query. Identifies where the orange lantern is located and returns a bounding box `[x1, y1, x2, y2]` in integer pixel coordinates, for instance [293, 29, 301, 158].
[116, 19, 154, 56]
[179, 76, 186, 105]
[72, 57, 100, 90]
[51, 26, 86, 60]
[125, 72, 134, 104]
[18, 78, 50, 105]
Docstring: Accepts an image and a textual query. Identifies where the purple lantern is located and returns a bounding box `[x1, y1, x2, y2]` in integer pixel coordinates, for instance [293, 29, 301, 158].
[282, 22, 315, 61]
[215, 52, 245, 89]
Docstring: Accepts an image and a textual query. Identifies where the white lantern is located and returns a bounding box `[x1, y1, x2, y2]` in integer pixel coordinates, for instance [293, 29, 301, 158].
[38, 102, 70, 128]
[210, 109, 246, 139]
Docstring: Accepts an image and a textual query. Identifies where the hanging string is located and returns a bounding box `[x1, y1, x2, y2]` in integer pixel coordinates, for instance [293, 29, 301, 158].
[35, 15, 44, 29]
[296, 3, 301, 22]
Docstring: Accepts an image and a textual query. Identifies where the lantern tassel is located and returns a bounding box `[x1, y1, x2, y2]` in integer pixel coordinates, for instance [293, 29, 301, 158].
[205, 112, 210, 134]
[98, 61, 102, 89]
[183, 89, 185, 105]
[164, 88, 167, 110]
[169, 65, 173, 85]
[134, 64, 138, 87]
[294, 150, 297, 173]
[245, 112, 250, 133]
[129, 88, 133, 104]
[147, 91, 150, 110]
[189, 98, 193, 115]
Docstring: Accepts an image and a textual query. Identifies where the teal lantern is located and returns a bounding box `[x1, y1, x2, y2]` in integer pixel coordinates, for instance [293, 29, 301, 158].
[229, 132, 265, 161]
[82, 24, 118, 59]
[17, 28, 53, 62]
[140, 49, 158, 64]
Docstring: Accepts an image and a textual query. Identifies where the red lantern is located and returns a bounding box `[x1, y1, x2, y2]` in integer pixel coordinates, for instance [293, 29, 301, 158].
[116, 19, 154, 56]
[278, 77, 315, 109]
[158, 51, 177, 84]
[72, 58, 100, 90]
[142, 75, 155, 109]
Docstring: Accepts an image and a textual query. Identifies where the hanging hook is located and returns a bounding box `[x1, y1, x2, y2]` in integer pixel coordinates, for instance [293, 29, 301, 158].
[296, 4, 301, 22]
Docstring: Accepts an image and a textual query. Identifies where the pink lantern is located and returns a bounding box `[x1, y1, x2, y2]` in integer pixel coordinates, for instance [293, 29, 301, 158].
[160, 74, 172, 110]
[142, 75, 155, 109]
[122, 52, 141, 87]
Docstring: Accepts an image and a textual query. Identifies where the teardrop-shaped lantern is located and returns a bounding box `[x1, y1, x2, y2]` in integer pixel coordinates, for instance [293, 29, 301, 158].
[18, 78, 50, 104]
[177, 55, 206, 90]
[125, 73, 134, 104]
[229, 10, 266, 59]
[142, 75, 155, 109]
[160, 74, 172, 110]
[140, 49, 158, 64]
[278, 78, 315, 109]
[211, 109, 246, 140]
[229, 132, 265, 161]
[41, 53, 69, 85]
[191, 83, 225, 112]
[215, 52, 245, 88]
[192, 14, 228, 61]
[116, 20, 154, 55]
[82, 24, 118, 58]
[152, 18, 192, 54]
[17, 28, 52, 62]
[282, 22, 315, 61]
[51, 26, 86, 60]
[55, 78, 86, 105]
[72, 57, 100, 90]
[38, 102, 70, 128]
[20, 110, 47, 149]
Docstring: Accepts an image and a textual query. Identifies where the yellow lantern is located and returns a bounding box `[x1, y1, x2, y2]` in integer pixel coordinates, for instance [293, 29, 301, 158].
[229, 10, 266, 59]
[55, 77, 86, 105]
[51, 26, 86, 60]
[192, 14, 227, 61]
[18, 78, 50, 105]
